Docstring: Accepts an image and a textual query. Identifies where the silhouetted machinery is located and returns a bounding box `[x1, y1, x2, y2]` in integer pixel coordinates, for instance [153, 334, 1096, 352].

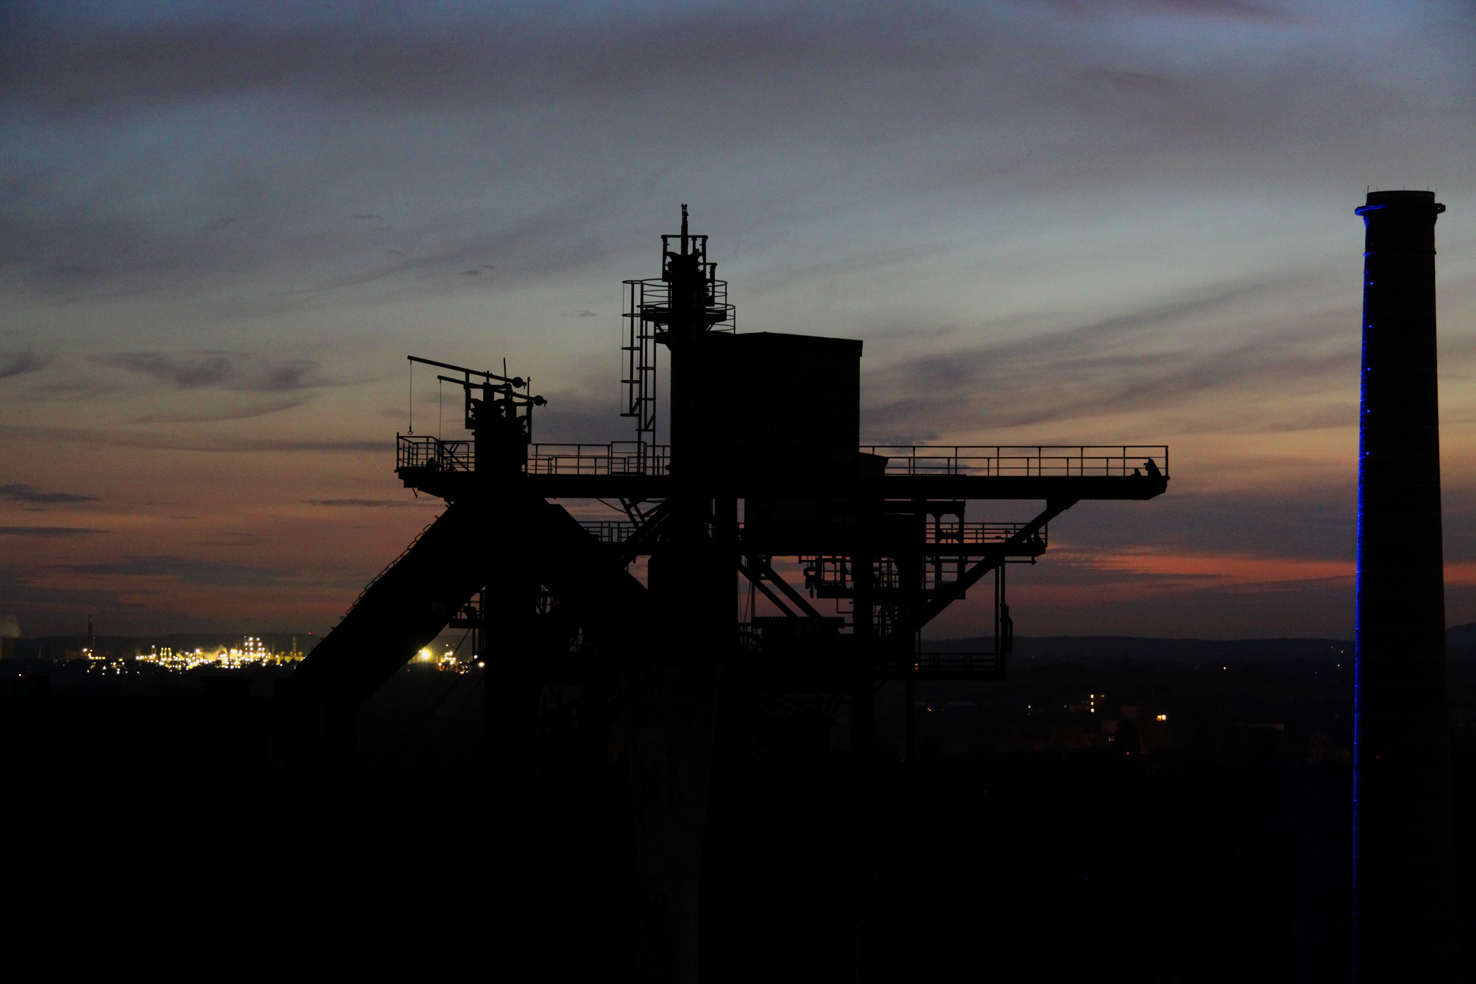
[294, 208, 1170, 981]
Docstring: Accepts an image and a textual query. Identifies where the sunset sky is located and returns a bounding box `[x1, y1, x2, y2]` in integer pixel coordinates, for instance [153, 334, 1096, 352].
[3, 0, 1474, 639]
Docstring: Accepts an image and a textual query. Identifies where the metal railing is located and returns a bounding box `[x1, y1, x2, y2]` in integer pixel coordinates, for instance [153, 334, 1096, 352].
[624, 277, 736, 333]
[397, 435, 474, 472]
[578, 520, 639, 543]
[398, 436, 1168, 482]
[396, 437, 668, 476]
[526, 443, 668, 476]
[572, 521, 1039, 557]
[339, 516, 441, 621]
[863, 446, 1168, 479]
[926, 521, 1045, 547]
[803, 555, 1006, 595]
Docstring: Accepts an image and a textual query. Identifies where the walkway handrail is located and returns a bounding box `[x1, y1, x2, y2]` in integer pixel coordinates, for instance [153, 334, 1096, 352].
[397, 436, 1169, 480]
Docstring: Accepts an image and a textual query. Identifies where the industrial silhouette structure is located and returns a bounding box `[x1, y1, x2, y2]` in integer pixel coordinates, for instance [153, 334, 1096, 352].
[293, 208, 1170, 980]
[1353, 190, 1459, 981]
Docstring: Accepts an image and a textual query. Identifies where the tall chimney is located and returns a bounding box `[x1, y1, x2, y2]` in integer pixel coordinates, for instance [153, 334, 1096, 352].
[1354, 190, 1459, 980]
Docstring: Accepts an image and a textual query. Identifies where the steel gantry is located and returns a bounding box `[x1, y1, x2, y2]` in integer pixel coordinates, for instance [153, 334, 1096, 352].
[293, 208, 1169, 983]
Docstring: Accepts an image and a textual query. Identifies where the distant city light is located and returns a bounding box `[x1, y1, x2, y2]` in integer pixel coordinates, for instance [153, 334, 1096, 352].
[1156, 714, 1168, 721]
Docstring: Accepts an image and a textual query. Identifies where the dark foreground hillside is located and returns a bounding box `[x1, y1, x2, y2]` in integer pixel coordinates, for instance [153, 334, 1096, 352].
[2, 643, 1473, 983]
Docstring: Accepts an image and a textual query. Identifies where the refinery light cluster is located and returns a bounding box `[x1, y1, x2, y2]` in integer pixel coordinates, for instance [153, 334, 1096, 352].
[132, 636, 303, 671]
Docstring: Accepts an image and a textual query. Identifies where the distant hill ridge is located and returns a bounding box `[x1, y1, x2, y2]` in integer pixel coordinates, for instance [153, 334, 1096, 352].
[932, 622, 1476, 662]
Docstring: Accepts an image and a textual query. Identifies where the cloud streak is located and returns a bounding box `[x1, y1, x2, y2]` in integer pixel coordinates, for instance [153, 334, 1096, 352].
[0, 347, 53, 379]
[0, 526, 101, 537]
[97, 351, 323, 391]
[62, 554, 288, 587]
[0, 424, 388, 454]
[0, 2, 1333, 120]
[0, 483, 97, 503]
[863, 277, 1358, 439]
[132, 393, 318, 424]
[1, 1, 1470, 306]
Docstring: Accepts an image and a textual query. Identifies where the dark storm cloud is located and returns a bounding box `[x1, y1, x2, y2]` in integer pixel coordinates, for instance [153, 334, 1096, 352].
[0, 483, 97, 504]
[62, 555, 287, 587]
[863, 277, 1356, 438]
[97, 351, 322, 391]
[0, 526, 100, 537]
[0, 347, 53, 379]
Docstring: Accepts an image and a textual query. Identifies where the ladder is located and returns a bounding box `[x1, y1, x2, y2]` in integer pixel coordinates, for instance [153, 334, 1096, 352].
[620, 279, 661, 471]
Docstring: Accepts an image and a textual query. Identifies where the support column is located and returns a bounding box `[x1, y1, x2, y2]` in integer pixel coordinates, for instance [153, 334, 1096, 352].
[903, 672, 917, 983]
[484, 564, 540, 973]
[637, 511, 724, 984]
[851, 534, 876, 981]
[628, 655, 720, 983]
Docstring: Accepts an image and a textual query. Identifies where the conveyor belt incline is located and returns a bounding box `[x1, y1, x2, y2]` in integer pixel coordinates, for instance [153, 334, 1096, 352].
[295, 493, 655, 709]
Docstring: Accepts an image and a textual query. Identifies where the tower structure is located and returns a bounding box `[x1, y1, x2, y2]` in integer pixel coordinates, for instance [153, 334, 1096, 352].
[293, 209, 1171, 981]
[1353, 190, 1459, 980]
